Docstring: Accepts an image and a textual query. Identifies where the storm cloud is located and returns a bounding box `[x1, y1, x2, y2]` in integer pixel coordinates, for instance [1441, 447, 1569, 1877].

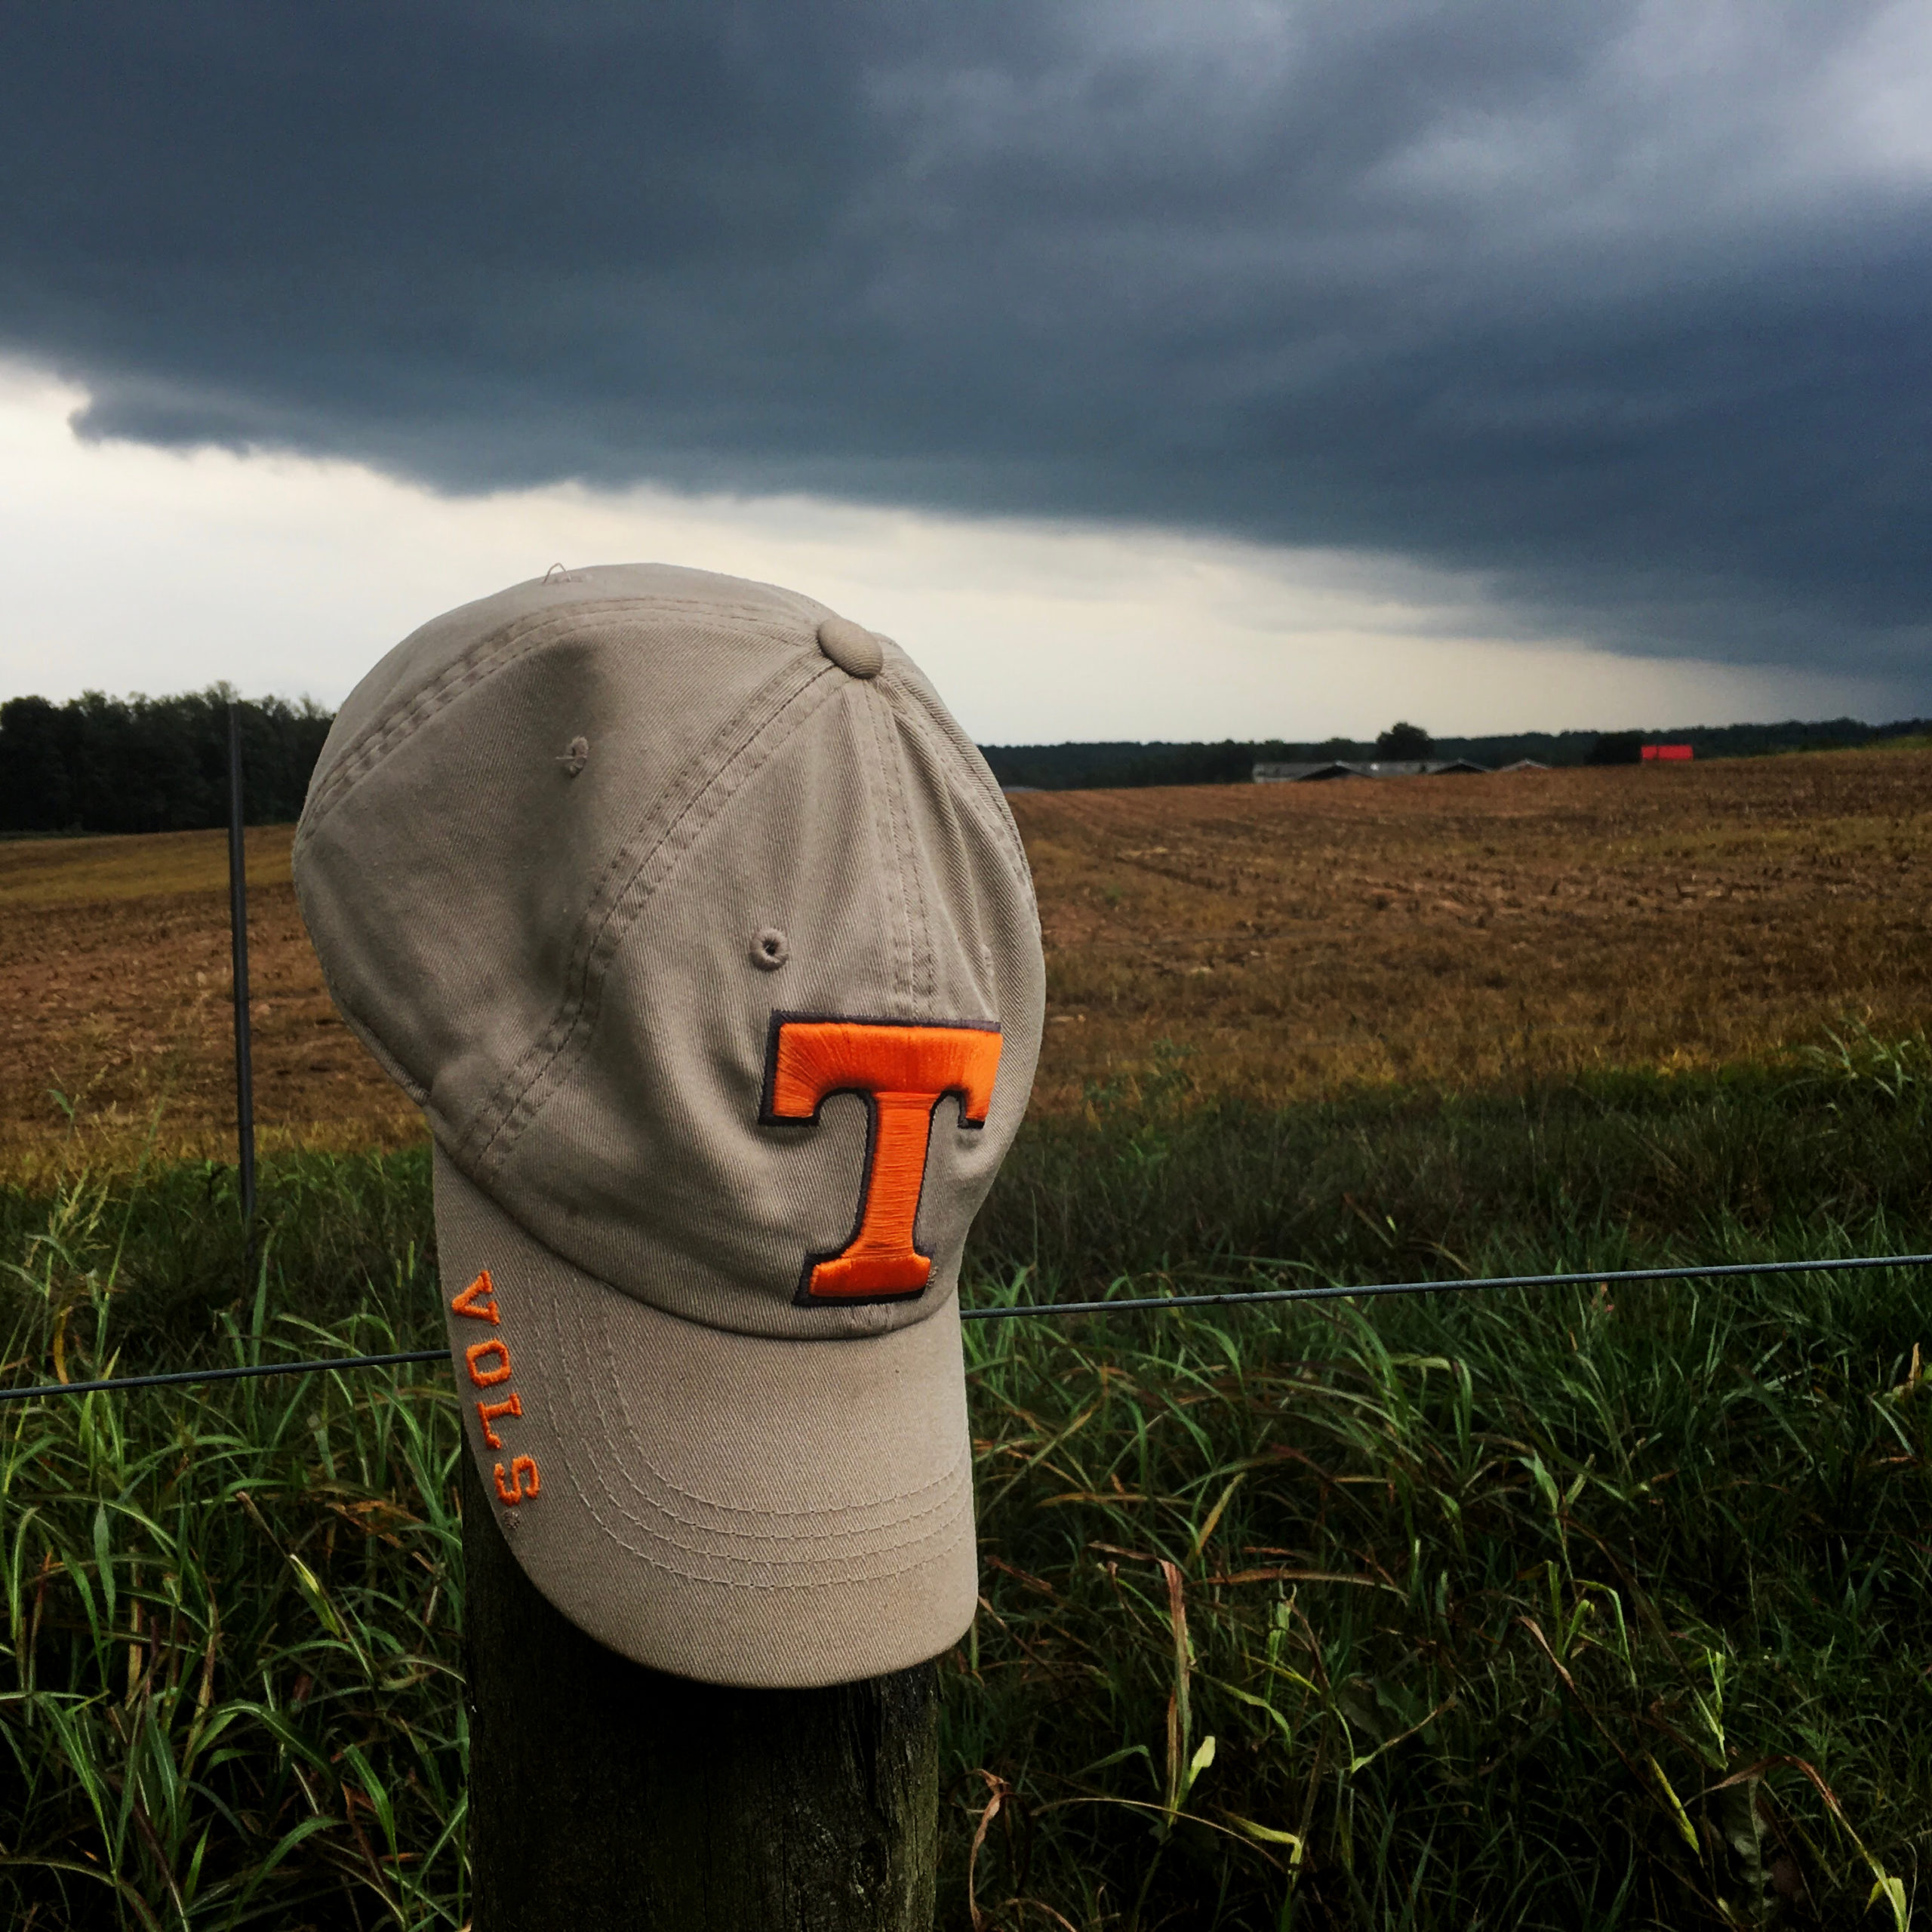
[3, 2, 1928, 682]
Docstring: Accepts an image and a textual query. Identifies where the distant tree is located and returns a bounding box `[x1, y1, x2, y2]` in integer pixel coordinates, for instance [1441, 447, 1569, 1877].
[0, 697, 71, 832]
[1375, 721, 1432, 760]
[1585, 731, 1644, 766]
[0, 687, 334, 834]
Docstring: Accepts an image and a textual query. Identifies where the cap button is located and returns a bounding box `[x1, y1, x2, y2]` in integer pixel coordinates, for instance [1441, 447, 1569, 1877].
[816, 616, 884, 679]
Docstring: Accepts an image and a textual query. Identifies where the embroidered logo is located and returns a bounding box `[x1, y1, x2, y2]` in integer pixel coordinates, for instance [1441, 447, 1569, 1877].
[450, 1269, 540, 1505]
[760, 1014, 1002, 1304]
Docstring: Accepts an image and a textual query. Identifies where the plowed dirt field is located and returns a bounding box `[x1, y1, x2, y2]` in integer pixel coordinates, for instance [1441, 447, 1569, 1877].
[5, 747, 1928, 1174]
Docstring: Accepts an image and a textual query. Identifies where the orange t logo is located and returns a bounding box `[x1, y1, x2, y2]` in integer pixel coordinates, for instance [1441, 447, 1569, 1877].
[761, 1015, 1002, 1303]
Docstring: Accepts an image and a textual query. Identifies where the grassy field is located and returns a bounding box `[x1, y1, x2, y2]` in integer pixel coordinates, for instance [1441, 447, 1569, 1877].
[2, 1048, 1929, 1927]
[2, 758, 1929, 1926]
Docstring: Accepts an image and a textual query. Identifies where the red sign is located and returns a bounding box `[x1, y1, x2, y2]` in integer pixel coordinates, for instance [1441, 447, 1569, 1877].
[1641, 743, 1694, 761]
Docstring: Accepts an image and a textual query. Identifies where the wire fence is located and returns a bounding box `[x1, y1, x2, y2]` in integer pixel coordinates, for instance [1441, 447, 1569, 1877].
[12, 711, 1918, 1409]
[5, 1250, 1927, 1406]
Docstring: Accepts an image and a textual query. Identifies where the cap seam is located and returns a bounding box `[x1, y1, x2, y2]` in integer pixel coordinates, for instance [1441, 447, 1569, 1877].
[299, 595, 825, 836]
[876, 688, 938, 1014]
[460, 655, 842, 1177]
[878, 676, 1035, 904]
[864, 685, 918, 1016]
[303, 595, 806, 824]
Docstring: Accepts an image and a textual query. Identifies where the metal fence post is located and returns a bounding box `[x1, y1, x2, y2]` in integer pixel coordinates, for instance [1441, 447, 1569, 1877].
[460, 1453, 942, 1931]
[226, 700, 257, 1278]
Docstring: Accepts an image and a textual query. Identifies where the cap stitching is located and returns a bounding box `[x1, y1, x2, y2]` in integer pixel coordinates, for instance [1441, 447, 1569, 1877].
[863, 686, 917, 1015]
[568, 1393, 971, 1543]
[459, 1294, 977, 1589]
[881, 667, 1027, 854]
[299, 595, 823, 834]
[443, 1223, 975, 1555]
[883, 691, 918, 1011]
[875, 691, 937, 1016]
[556, 1284, 972, 1531]
[573, 1479, 972, 1591]
[461, 656, 841, 1177]
[878, 677, 1035, 901]
[297, 600, 631, 820]
[909, 737, 939, 1014]
[301, 631, 838, 1171]
[553, 1371, 974, 1575]
[473, 654, 833, 1160]
[571, 1454, 972, 1564]
[581, 1520, 973, 1591]
[309, 595, 803, 821]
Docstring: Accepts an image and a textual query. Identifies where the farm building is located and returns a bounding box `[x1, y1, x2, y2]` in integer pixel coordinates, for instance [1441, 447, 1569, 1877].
[1252, 758, 1494, 782]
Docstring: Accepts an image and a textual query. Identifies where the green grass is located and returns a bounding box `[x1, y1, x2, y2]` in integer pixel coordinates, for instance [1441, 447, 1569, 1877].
[2, 1036, 1929, 1927]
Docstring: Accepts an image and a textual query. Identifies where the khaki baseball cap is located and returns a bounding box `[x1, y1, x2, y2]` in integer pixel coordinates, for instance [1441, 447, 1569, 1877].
[294, 563, 1044, 1687]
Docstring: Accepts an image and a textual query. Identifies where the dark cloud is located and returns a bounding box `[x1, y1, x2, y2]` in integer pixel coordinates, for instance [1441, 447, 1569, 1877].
[3, 2, 1928, 684]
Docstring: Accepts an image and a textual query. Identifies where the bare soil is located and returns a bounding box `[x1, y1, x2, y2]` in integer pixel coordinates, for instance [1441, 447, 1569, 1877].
[5, 746, 1927, 1174]
[1014, 746, 1932, 1109]
[0, 829, 418, 1180]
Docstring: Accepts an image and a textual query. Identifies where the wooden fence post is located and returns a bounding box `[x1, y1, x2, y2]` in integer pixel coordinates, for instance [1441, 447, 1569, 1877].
[460, 1454, 942, 1931]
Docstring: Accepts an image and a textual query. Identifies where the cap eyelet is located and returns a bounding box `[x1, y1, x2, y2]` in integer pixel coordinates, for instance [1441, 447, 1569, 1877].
[751, 928, 789, 971]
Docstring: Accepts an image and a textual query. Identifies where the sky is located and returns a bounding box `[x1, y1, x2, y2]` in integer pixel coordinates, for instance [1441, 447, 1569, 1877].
[2, 2, 1927, 742]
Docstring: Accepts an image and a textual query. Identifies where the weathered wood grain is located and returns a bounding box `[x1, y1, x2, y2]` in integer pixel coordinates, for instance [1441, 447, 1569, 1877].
[462, 1453, 940, 1931]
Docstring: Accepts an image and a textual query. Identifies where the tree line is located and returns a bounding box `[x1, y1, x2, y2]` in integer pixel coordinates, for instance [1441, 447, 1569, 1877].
[0, 688, 334, 834]
[5, 688, 1928, 830]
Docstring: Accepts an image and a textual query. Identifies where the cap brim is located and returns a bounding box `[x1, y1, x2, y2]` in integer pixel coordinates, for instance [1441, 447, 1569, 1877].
[432, 1145, 978, 1687]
